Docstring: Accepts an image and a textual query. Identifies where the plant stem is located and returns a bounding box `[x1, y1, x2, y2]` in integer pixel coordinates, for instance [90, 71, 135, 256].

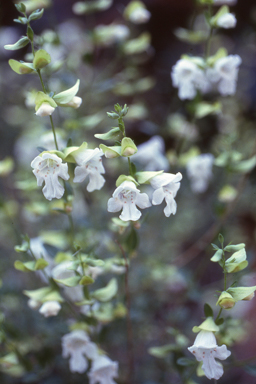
[128, 157, 133, 176]
[115, 240, 134, 384]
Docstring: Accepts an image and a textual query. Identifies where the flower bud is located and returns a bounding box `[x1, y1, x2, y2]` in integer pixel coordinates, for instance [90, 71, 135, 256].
[66, 96, 82, 109]
[39, 301, 61, 317]
[216, 291, 236, 309]
[242, 292, 255, 301]
[36, 102, 55, 117]
[217, 13, 237, 29]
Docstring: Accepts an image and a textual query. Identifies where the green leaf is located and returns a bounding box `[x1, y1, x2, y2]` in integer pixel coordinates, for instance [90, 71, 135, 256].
[53, 79, 80, 104]
[8, 59, 35, 75]
[194, 101, 222, 119]
[15, 3, 26, 13]
[4, 36, 29, 50]
[211, 243, 219, 251]
[0, 157, 14, 176]
[148, 344, 176, 358]
[218, 233, 224, 245]
[28, 8, 44, 22]
[123, 32, 151, 55]
[80, 276, 95, 285]
[53, 276, 81, 287]
[107, 112, 120, 119]
[177, 357, 196, 366]
[116, 175, 139, 187]
[204, 303, 213, 318]
[33, 49, 51, 69]
[92, 278, 118, 302]
[14, 258, 48, 272]
[215, 317, 224, 326]
[23, 287, 63, 302]
[27, 26, 34, 41]
[94, 127, 122, 141]
[14, 239, 30, 253]
[174, 28, 208, 44]
[125, 227, 139, 252]
[231, 156, 256, 173]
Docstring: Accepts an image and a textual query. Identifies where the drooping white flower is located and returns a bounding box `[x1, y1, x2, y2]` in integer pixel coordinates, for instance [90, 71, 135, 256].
[206, 55, 242, 96]
[65, 96, 82, 109]
[73, 148, 105, 192]
[129, 8, 151, 24]
[132, 136, 169, 171]
[31, 153, 69, 201]
[216, 13, 237, 29]
[188, 330, 231, 380]
[88, 355, 118, 384]
[186, 154, 214, 193]
[171, 59, 210, 100]
[62, 330, 99, 374]
[35, 102, 55, 117]
[107, 181, 151, 221]
[39, 301, 61, 317]
[150, 172, 182, 217]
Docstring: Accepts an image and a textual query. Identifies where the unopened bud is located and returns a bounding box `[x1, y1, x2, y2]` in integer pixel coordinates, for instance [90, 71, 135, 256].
[66, 96, 82, 109]
[36, 102, 55, 117]
[217, 291, 236, 309]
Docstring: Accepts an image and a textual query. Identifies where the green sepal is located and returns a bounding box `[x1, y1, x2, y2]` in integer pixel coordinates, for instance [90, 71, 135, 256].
[63, 142, 88, 163]
[53, 276, 81, 287]
[210, 6, 229, 28]
[53, 79, 80, 104]
[207, 47, 227, 67]
[92, 278, 118, 302]
[121, 137, 137, 157]
[227, 286, 256, 301]
[99, 144, 122, 158]
[211, 249, 223, 262]
[116, 175, 139, 187]
[8, 59, 35, 75]
[224, 243, 245, 252]
[23, 286, 63, 303]
[35, 91, 57, 111]
[4, 36, 29, 50]
[15, 3, 26, 13]
[111, 217, 130, 227]
[94, 127, 122, 141]
[14, 258, 48, 272]
[211, 243, 220, 251]
[135, 170, 164, 184]
[80, 276, 95, 285]
[28, 8, 44, 22]
[33, 49, 51, 69]
[40, 150, 65, 161]
[192, 317, 219, 333]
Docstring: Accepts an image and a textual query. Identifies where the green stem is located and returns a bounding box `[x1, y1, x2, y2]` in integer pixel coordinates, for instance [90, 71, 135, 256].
[205, 26, 213, 60]
[128, 157, 133, 176]
[215, 307, 223, 323]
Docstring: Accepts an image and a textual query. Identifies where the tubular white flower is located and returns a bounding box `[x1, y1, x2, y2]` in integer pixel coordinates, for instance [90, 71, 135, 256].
[62, 330, 99, 374]
[66, 96, 82, 109]
[35, 102, 55, 117]
[108, 181, 151, 221]
[186, 154, 214, 193]
[88, 355, 118, 384]
[31, 153, 69, 201]
[73, 148, 105, 192]
[39, 301, 61, 317]
[171, 59, 210, 100]
[132, 136, 169, 171]
[206, 55, 242, 96]
[129, 8, 151, 24]
[216, 13, 237, 29]
[150, 172, 182, 217]
[188, 330, 231, 380]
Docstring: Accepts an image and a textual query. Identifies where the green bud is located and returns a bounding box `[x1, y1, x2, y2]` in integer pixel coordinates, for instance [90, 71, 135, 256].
[224, 243, 245, 252]
[8, 59, 35, 75]
[121, 137, 137, 157]
[15, 3, 26, 13]
[33, 49, 51, 69]
[216, 291, 236, 310]
[28, 8, 44, 22]
[99, 144, 121, 158]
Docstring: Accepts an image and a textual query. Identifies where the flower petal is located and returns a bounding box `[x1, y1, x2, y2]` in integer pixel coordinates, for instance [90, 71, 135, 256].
[108, 197, 123, 213]
[152, 188, 165, 205]
[87, 173, 105, 192]
[69, 350, 88, 373]
[135, 192, 151, 209]
[73, 165, 89, 183]
[120, 201, 141, 221]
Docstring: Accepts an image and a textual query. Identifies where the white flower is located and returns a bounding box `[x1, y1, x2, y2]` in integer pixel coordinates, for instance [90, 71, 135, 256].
[216, 13, 237, 29]
[129, 8, 151, 24]
[62, 330, 99, 374]
[66, 96, 82, 109]
[39, 301, 61, 317]
[35, 102, 55, 117]
[73, 148, 105, 192]
[214, 0, 237, 5]
[88, 355, 118, 384]
[150, 172, 182, 217]
[186, 154, 214, 193]
[107, 181, 151, 221]
[206, 55, 242, 96]
[188, 330, 231, 380]
[28, 298, 41, 310]
[132, 136, 169, 171]
[171, 59, 210, 100]
[31, 153, 69, 201]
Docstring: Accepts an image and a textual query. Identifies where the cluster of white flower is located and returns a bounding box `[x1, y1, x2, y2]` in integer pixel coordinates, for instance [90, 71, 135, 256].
[171, 54, 242, 100]
[62, 329, 118, 384]
[108, 172, 182, 221]
[31, 148, 105, 201]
